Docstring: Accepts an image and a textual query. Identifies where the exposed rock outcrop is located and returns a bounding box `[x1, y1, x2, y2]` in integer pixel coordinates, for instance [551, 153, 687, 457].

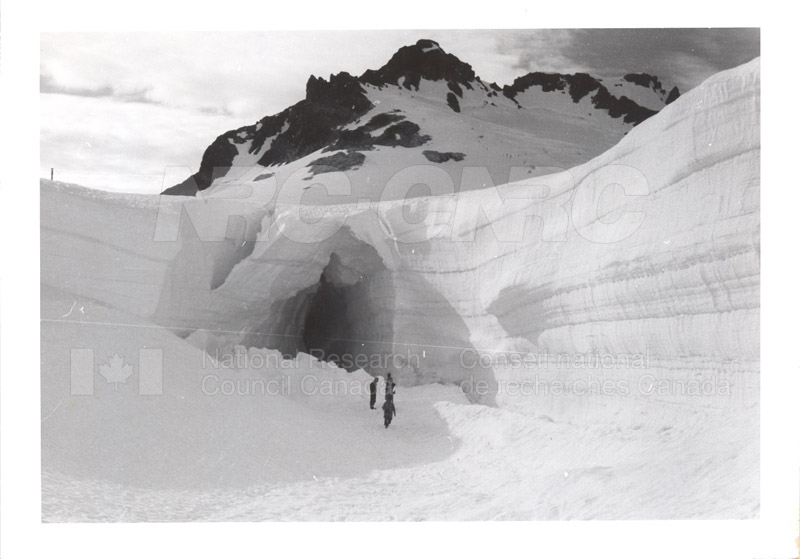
[503, 72, 658, 124]
[163, 40, 677, 197]
[422, 150, 466, 163]
[360, 39, 478, 91]
[308, 151, 366, 175]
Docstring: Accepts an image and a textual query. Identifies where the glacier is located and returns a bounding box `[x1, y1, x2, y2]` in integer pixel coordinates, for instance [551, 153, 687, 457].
[40, 58, 760, 520]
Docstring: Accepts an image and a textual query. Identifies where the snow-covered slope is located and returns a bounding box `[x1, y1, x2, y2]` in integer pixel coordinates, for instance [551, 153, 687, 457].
[41, 57, 758, 521]
[42, 290, 467, 492]
[163, 39, 677, 203]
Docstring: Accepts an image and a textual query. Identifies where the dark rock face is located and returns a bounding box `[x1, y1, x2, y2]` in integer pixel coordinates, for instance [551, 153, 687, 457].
[448, 81, 464, 97]
[249, 111, 291, 155]
[166, 72, 373, 194]
[503, 71, 657, 125]
[564, 73, 602, 103]
[325, 112, 407, 152]
[503, 72, 563, 97]
[624, 72, 680, 105]
[422, 150, 466, 163]
[360, 39, 477, 91]
[446, 92, 461, 113]
[322, 113, 431, 153]
[665, 86, 681, 105]
[373, 121, 431, 148]
[161, 131, 240, 195]
[161, 179, 200, 197]
[258, 72, 373, 167]
[365, 112, 405, 129]
[308, 151, 366, 175]
[591, 87, 657, 124]
[623, 72, 664, 92]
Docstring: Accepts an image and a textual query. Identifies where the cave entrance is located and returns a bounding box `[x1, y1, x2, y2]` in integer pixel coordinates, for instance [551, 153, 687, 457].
[240, 234, 496, 404]
[301, 252, 394, 371]
[257, 243, 395, 374]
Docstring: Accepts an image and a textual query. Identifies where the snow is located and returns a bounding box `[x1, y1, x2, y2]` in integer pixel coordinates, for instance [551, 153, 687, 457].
[41, 182, 183, 318]
[421, 43, 442, 54]
[42, 285, 470, 507]
[41, 58, 759, 521]
[201, 71, 665, 203]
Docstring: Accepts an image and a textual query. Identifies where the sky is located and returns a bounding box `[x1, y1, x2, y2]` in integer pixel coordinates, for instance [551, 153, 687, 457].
[40, 29, 760, 194]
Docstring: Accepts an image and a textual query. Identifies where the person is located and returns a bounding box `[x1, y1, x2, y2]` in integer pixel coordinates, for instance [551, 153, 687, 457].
[385, 373, 395, 397]
[382, 398, 396, 428]
[369, 377, 378, 410]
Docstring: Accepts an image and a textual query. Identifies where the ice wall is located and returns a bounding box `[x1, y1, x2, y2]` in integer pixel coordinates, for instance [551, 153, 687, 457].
[151, 59, 759, 405]
[41, 183, 184, 318]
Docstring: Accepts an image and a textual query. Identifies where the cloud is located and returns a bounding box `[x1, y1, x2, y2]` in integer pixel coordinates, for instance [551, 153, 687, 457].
[40, 92, 242, 192]
[498, 30, 591, 76]
[504, 28, 760, 92]
[40, 73, 157, 104]
[41, 31, 444, 123]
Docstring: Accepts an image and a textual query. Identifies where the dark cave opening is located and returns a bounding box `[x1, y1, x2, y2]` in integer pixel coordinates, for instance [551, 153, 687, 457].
[300, 252, 395, 372]
[239, 235, 495, 403]
[253, 247, 395, 374]
[302, 268, 353, 368]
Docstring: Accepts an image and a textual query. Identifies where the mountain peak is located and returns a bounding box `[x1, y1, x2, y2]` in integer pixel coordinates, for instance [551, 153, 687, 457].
[304, 71, 370, 110]
[360, 39, 477, 90]
[415, 38, 442, 51]
[163, 40, 677, 197]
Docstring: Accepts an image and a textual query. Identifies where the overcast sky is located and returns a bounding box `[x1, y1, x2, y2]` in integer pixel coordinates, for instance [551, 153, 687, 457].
[40, 29, 759, 193]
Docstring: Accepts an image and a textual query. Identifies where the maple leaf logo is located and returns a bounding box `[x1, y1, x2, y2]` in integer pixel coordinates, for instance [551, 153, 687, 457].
[98, 353, 134, 391]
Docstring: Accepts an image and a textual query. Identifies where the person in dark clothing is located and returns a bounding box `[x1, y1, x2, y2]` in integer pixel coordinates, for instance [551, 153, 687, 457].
[385, 373, 395, 397]
[382, 398, 396, 428]
[369, 377, 378, 409]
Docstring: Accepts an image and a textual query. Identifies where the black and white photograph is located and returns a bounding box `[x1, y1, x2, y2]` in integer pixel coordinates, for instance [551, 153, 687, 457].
[1, 4, 799, 558]
[37, 26, 763, 521]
